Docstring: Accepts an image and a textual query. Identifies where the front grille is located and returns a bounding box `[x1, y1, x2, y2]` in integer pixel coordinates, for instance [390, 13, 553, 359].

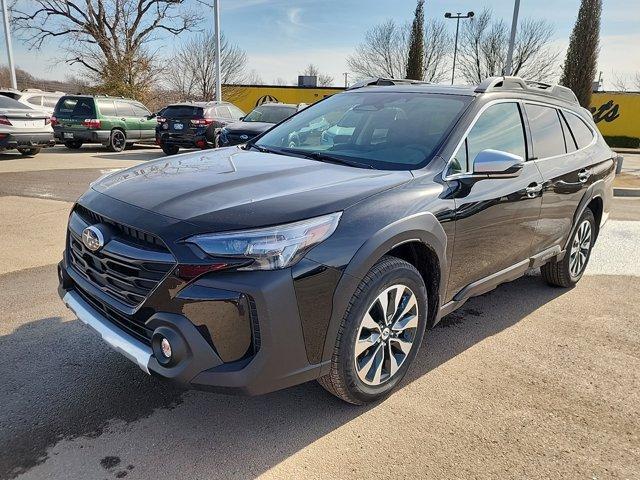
[74, 205, 168, 252]
[68, 206, 175, 308]
[75, 285, 153, 345]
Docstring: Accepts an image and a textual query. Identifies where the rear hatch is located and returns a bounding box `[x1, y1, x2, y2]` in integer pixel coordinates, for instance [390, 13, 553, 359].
[53, 96, 96, 131]
[160, 105, 206, 137]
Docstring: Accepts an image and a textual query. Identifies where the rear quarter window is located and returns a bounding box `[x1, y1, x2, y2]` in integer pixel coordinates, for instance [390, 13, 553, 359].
[563, 111, 595, 149]
[524, 104, 566, 159]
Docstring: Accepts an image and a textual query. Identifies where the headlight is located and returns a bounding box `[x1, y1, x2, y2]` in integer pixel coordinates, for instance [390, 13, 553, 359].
[184, 212, 342, 270]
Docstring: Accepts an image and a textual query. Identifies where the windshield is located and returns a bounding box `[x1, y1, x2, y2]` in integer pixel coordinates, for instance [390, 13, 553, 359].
[255, 92, 470, 170]
[244, 105, 296, 124]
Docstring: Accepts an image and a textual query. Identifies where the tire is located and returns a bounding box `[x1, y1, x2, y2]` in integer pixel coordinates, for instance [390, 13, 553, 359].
[17, 147, 41, 156]
[106, 129, 126, 152]
[64, 140, 83, 150]
[541, 208, 596, 288]
[318, 256, 428, 405]
[162, 144, 180, 155]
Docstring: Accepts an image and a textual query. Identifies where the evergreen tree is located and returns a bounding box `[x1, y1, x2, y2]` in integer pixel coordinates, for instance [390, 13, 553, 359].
[405, 0, 425, 80]
[560, 0, 602, 107]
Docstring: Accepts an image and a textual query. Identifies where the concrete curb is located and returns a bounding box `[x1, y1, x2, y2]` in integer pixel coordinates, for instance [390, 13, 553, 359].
[614, 187, 640, 198]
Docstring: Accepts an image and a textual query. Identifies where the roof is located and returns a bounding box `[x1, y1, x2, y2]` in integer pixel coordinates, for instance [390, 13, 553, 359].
[166, 101, 236, 107]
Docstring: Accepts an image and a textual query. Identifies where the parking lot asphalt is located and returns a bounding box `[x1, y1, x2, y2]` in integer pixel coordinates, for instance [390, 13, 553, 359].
[1, 146, 639, 479]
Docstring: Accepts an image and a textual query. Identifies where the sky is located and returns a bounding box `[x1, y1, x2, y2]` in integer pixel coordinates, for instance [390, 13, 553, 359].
[2, 0, 639, 90]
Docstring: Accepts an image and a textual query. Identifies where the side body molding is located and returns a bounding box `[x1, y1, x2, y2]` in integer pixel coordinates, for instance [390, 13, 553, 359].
[320, 212, 449, 368]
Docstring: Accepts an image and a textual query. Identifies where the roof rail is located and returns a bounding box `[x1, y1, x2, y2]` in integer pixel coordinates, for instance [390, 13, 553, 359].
[347, 77, 432, 90]
[475, 76, 578, 105]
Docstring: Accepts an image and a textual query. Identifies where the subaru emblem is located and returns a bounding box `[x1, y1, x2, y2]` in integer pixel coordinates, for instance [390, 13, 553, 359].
[82, 226, 105, 252]
[240, 134, 249, 140]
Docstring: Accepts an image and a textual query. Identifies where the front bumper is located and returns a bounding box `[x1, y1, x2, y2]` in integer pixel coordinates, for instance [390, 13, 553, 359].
[54, 128, 110, 143]
[0, 132, 55, 149]
[57, 200, 336, 395]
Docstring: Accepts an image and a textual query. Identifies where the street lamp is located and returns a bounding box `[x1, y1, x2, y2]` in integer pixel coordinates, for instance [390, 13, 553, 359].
[444, 11, 474, 85]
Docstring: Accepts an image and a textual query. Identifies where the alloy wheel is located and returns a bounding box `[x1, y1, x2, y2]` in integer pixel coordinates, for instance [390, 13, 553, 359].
[569, 219, 592, 278]
[354, 284, 419, 386]
[112, 131, 126, 151]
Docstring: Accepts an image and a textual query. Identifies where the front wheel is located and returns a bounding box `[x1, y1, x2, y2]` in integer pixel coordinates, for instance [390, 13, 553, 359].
[541, 208, 595, 287]
[318, 256, 427, 405]
[106, 129, 126, 152]
[17, 147, 41, 156]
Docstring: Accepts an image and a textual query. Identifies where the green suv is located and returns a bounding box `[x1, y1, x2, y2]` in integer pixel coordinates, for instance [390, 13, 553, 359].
[52, 95, 157, 152]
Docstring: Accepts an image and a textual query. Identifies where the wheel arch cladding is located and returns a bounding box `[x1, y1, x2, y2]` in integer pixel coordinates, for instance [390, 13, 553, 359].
[320, 212, 448, 365]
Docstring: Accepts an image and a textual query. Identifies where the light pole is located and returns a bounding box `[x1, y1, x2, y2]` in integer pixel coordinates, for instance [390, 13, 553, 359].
[343, 72, 348, 88]
[504, 0, 521, 76]
[1, 0, 17, 89]
[444, 11, 474, 85]
[213, 0, 222, 101]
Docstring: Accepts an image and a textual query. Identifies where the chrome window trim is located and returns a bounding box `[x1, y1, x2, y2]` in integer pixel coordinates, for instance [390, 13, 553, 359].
[442, 97, 598, 180]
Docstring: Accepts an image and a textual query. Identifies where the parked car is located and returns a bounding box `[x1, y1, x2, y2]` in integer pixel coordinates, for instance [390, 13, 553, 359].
[0, 88, 65, 116]
[58, 76, 614, 405]
[0, 95, 54, 156]
[218, 102, 306, 147]
[51, 95, 156, 152]
[156, 101, 245, 155]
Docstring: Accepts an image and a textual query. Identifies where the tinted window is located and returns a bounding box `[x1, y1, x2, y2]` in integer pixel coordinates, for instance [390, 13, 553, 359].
[0, 95, 31, 109]
[54, 97, 95, 118]
[26, 96, 43, 107]
[525, 104, 566, 158]
[96, 99, 116, 116]
[244, 105, 296, 123]
[563, 111, 594, 149]
[132, 103, 150, 116]
[463, 102, 526, 171]
[256, 92, 470, 170]
[43, 96, 60, 108]
[115, 100, 136, 117]
[559, 113, 577, 153]
[163, 105, 204, 118]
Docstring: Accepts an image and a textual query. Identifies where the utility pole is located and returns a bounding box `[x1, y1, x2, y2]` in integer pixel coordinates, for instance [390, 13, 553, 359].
[1, 0, 17, 89]
[213, 0, 222, 101]
[504, 0, 521, 76]
[445, 11, 474, 85]
[343, 72, 348, 88]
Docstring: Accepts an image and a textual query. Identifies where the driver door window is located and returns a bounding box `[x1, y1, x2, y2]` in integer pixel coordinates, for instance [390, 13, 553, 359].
[451, 102, 526, 174]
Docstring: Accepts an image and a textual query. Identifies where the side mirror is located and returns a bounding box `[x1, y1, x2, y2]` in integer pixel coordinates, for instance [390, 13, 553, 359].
[146, 113, 157, 120]
[473, 149, 524, 177]
[239, 116, 245, 121]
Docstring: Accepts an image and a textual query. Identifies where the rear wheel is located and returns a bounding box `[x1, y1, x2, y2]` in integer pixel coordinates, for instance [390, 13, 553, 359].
[541, 208, 595, 287]
[64, 140, 83, 150]
[162, 144, 180, 155]
[107, 129, 126, 152]
[318, 256, 427, 405]
[17, 147, 41, 156]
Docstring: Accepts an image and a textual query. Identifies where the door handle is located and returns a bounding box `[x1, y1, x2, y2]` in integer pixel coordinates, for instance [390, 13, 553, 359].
[578, 169, 592, 183]
[120, 117, 126, 121]
[525, 183, 543, 198]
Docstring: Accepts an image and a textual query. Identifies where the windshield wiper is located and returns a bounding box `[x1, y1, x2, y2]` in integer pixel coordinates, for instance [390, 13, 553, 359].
[281, 148, 374, 169]
[244, 142, 284, 155]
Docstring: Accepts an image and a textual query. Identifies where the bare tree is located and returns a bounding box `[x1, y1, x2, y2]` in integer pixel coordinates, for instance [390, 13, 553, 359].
[457, 8, 559, 84]
[11, 0, 199, 101]
[274, 78, 290, 86]
[347, 19, 450, 82]
[168, 31, 248, 100]
[611, 72, 640, 92]
[300, 64, 334, 87]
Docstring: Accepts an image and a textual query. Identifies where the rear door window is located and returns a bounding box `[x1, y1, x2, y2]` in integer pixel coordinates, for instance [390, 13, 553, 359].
[559, 113, 577, 153]
[563, 111, 594, 149]
[54, 97, 95, 118]
[96, 99, 117, 116]
[115, 100, 136, 118]
[525, 104, 566, 159]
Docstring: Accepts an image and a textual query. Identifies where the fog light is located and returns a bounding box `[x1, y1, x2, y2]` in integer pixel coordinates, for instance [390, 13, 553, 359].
[160, 337, 172, 358]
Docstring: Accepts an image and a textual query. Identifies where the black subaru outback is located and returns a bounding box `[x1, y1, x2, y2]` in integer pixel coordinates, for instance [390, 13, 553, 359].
[59, 77, 614, 404]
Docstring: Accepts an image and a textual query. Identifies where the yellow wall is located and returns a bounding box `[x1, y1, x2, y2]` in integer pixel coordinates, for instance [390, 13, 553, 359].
[223, 86, 640, 140]
[222, 85, 344, 113]
[590, 92, 640, 139]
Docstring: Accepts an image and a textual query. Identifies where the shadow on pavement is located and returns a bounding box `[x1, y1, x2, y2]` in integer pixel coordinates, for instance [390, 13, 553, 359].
[0, 275, 568, 479]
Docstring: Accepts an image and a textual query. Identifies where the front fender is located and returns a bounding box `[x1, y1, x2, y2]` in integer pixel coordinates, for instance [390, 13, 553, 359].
[319, 212, 448, 367]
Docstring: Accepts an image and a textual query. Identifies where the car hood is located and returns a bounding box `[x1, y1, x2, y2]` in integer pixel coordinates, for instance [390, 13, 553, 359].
[92, 147, 412, 231]
[224, 121, 273, 134]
